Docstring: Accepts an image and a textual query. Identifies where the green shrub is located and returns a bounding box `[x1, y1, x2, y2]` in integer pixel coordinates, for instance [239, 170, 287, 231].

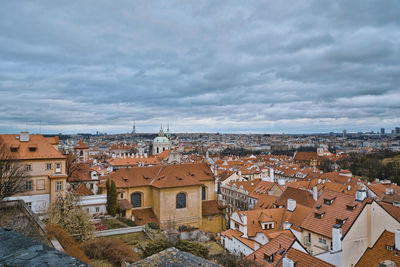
[178, 225, 197, 232]
[142, 239, 172, 258]
[175, 240, 209, 259]
[118, 217, 136, 227]
[147, 222, 160, 230]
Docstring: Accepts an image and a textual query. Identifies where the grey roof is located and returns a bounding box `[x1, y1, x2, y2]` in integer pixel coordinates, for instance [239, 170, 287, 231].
[0, 228, 90, 267]
[131, 247, 220, 267]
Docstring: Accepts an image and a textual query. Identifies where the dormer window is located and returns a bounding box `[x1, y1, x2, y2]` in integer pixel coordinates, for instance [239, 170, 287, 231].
[386, 245, 394, 251]
[262, 222, 274, 230]
[346, 203, 357, 211]
[336, 218, 347, 225]
[314, 212, 325, 219]
[264, 253, 274, 263]
[10, 144, 19, 152]
[324, 197, 335, 205]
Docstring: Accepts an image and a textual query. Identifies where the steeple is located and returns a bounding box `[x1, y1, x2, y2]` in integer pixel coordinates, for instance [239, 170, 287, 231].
[132, 120, 136, 134]
[166, 124, 171, 138]
[159, 124, 165, 137]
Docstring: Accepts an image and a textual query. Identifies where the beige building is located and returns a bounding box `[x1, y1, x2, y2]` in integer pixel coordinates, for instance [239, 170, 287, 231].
[2, 132, 67, 214]
[100, 162, 224, 231]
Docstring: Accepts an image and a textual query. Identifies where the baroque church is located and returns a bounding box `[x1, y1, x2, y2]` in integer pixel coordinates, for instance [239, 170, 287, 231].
[152, 124, 171, 155]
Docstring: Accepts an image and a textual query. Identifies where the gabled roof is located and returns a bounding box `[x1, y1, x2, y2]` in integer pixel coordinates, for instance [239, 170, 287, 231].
[104, 163, 214, 190]
[277, 248, 335, 267]
[0, 134, 65, 160]
[74, 184, 94, 196]
[274, 187, 315, 208]
[355, 230, 400, 267]
[300, 190, 370, 238]
[74, 140, 89, 149]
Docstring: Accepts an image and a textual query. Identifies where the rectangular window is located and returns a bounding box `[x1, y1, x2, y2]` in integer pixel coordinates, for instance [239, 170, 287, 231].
[26, 202, 32, 209]
[319, 237, 327, 245]
[46, 163, 52, 170]
[26, 180, 32, 191]
[202, 186, 206, 200]
[56, 181, 63, 191]
[120, 193, 124, 199]
[37, 179, 45, 190]
[90, 183, 94, 189]
[95, 207, 100, 212]
[56, 163, 61, 173]
[26, 164, 32, 171]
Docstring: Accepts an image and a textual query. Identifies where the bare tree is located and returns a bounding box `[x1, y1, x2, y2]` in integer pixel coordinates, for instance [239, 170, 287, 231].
[48, 191, 94, 241]
[0, 137, 30, 200]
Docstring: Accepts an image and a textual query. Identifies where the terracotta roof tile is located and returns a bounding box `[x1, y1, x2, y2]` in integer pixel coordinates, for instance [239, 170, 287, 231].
[202, 200, 223, 216]
[131, 208, 159, 226]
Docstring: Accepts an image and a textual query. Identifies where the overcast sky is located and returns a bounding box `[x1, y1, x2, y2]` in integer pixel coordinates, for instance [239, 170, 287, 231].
[1, 1, 399, 134]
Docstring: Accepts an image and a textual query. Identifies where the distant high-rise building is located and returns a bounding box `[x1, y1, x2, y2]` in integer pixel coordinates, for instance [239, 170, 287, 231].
[381, 128, 385, 135]
[396, 127, 400, 135]
[342, 130, 346, 139]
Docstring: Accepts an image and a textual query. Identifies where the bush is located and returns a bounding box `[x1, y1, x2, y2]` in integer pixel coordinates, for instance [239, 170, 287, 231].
[46, 224, 92, 265]
[147, 222, 160, 230]
[142, 239, 172, 258]
[81, 238, 139, 266]
[175, 240, 208, 259]
[117, 217, 137, 227]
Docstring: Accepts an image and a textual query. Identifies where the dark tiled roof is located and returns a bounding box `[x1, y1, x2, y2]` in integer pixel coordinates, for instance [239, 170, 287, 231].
[131, 247, 220, 267]
[0, 228, 89, 267]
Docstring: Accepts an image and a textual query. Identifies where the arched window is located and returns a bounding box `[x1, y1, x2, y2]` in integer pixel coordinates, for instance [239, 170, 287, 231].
[80, 150, 83, 156]
[202, 186, 207, 200]
[176, 193, 186, 209]
[131, 192, 142, 208]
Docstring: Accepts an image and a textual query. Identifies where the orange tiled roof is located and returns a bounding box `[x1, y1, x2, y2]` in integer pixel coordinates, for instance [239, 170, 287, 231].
[300, 190, 371, 238]
[0, 134, 65, 160]
[245, 233, 295, 267]
[274, 187, 315, 208]
[131, 208, 159, 226]
[107, 156, 159, 167]
[277, 248, 335, 267]
[74, 140, 89, 149]
[202, 200, 223, 216]
[106, 163, 214, 189]
[74, 184, 94, 196]
[355, 230, 400, 267]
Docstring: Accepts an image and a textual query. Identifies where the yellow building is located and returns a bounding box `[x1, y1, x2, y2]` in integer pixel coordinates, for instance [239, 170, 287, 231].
[1, 132, 67, 214]
[100, 163, 225, 232]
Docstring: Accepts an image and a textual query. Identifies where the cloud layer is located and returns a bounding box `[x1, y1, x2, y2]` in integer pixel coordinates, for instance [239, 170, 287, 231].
[0, 0, 399, 134]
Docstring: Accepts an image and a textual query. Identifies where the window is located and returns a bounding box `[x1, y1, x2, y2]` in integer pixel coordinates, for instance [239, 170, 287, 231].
[46, 163, 52, 170]
[319, 237, 327, 245]
[26, 164, 32, 171]
[95, 207, 100, 213]
[131, 192, 142, 208]
[202, 186, 206, 200]
[37, 180, 45, 190]
[26, 202, 32, 209]
[263, 222, 274, 230]
[56, 181, 63, 191]
[56, 163, 61, 173]
[176, 193, 186, 209]
[80, 150, 83, 156]
[90, 183, 94, 190]
[120, 193, 124, 199]
[264, 254, 274, 263]
[25, 180, 32, 191]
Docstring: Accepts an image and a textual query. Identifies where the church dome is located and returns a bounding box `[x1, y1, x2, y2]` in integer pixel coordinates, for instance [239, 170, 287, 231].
[153, 136, 170, 143]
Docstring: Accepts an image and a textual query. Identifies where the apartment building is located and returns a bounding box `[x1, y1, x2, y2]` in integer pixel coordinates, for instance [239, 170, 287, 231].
[2, 132, 67, 214]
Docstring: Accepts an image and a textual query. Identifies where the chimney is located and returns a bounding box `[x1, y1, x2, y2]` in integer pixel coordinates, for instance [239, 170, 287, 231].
[283, 221, 292, 230]
[332, 224, 342, 252]
[20, 131, 30, 142]
[318, 178, 321, 184]
[270, 168, 275, 181]
[282, 257, 294, 267]
[379, 260, 396, 267]
[356, 189, 367, 202]
[313, 186, 318, 201]
[287, 199, 296, 212]
[386, 188, 394, 195]
[395, 229, 400, 250]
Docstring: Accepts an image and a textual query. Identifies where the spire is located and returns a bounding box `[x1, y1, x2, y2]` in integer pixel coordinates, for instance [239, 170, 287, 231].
[132, 120, 136, 134]
[159, 123, 165, 137]
[166, 123, 171, 138]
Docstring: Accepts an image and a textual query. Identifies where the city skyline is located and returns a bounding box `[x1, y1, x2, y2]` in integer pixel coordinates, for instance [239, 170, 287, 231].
[1, 1, 400, 134]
